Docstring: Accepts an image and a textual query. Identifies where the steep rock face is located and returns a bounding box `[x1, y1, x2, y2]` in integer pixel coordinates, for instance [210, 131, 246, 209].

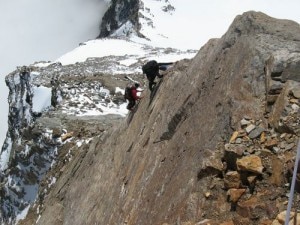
[0, 69, 60, 223]
[23, 11, 300, 225]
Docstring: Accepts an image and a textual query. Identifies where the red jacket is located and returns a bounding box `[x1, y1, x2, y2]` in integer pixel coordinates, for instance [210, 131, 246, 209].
[131, 88, 140, 100]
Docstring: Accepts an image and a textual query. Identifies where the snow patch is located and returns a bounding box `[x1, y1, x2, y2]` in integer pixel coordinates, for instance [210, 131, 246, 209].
[0, 137, 12, 171]
[56, 38, 196, 66]
[15, 204, 31, 224]
[32, 86, 52, 112]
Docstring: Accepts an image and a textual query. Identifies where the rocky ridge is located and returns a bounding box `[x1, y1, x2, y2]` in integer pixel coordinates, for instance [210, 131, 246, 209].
[15, 11, 300, 225]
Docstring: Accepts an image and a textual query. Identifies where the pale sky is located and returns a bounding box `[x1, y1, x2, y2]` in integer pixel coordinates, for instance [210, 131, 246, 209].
[0, 0, 300, 147]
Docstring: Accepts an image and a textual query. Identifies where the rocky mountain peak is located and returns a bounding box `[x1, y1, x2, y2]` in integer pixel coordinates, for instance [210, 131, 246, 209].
[98, 0, 140, 38]
[226, 11, 300, 39]
[98, 0, 177, 40]
[1, 10, 300, 225]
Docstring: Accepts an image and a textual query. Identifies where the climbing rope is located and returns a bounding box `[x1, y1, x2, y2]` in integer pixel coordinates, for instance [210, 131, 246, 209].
[285, 140, 300, 225]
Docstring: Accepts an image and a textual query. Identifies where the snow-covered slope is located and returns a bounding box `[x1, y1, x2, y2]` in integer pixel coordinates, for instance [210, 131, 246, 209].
[56, 0, 200, 67]
[56, 38, 195, 66]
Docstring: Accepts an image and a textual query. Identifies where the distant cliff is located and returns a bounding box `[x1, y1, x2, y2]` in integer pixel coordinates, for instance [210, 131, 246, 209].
[98, 0, 140, 38]
[97, 0, 176, 39]
[15, 11, 299, 225]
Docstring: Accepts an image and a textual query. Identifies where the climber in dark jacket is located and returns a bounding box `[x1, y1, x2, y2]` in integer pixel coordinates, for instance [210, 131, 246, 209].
[142, 60, 173, 91]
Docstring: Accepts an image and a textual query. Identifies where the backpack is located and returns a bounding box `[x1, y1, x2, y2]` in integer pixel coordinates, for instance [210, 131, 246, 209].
[124, 86, 133, 100]
[142, 60, 159, 76]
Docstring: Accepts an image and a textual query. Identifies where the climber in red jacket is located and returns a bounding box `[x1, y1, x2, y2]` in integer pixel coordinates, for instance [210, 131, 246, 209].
[125, 83, 143, 110]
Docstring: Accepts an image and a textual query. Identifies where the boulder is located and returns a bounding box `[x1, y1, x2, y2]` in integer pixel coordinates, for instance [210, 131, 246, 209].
[224, 171, 241, 189]
[237, 155, 264, 174]
[227, 188, 246, 203]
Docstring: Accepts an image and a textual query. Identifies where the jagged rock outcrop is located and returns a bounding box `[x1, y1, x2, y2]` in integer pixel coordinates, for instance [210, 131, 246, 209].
[13, 11, 299, 225]
[98, 0, 176, 39]
[98, 0, 140, 38]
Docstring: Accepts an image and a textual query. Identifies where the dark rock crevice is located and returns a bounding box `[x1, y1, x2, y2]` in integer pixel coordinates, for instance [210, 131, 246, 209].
[160, 94, 193, 141]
